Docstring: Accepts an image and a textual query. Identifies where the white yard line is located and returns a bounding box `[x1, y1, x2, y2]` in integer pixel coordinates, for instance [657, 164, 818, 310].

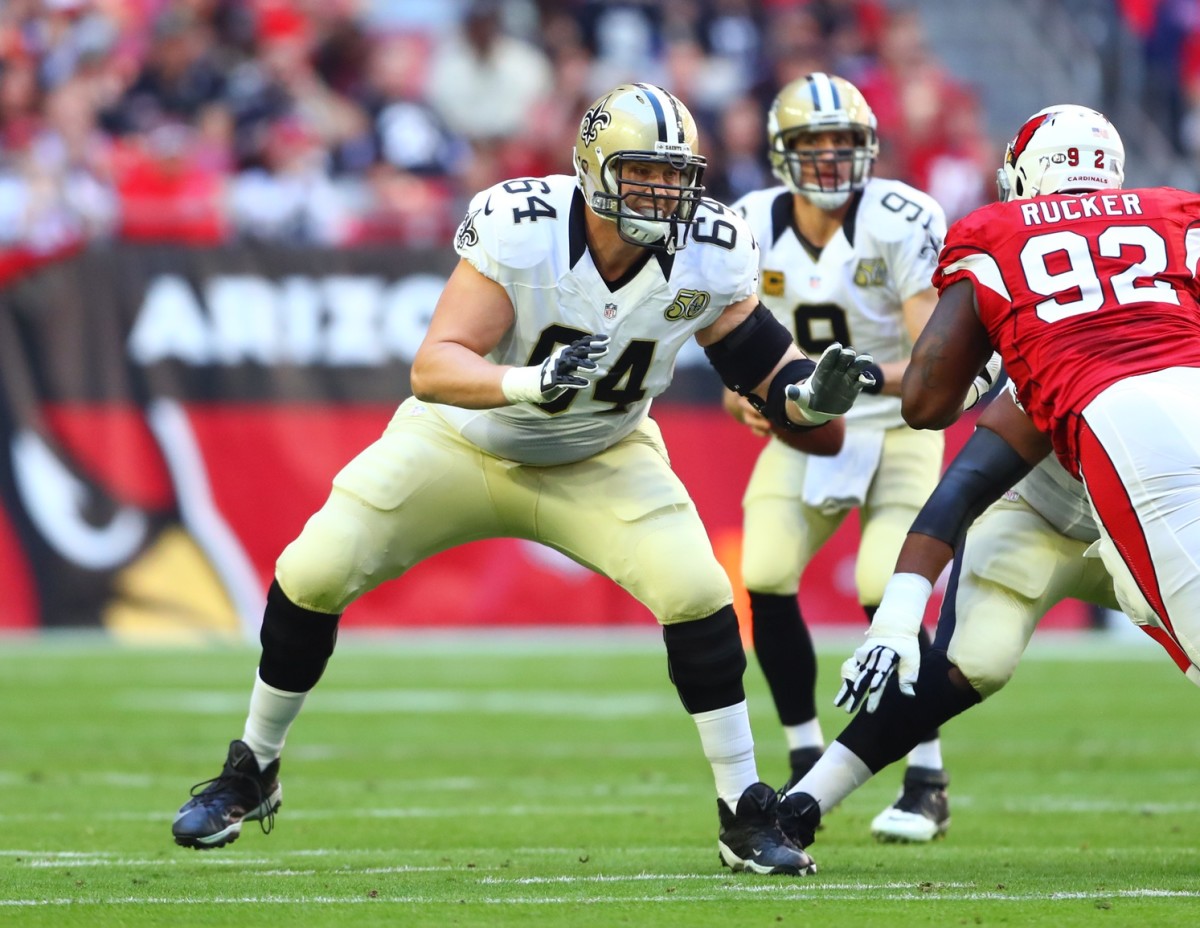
[3, 887, 1200, 906]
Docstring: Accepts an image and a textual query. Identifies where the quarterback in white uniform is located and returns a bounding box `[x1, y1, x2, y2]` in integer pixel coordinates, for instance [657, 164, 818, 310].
[725, 73, 965, 841]
[169, 83, 877, 876]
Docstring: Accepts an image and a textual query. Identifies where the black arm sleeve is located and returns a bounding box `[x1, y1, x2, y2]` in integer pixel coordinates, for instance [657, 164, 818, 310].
[703, 303, 818, 430]
[703, 303, 795, 395]
[908, 428, 1035, 549]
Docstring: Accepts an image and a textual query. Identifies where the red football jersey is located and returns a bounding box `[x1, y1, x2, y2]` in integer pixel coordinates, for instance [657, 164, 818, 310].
[934, 186, 1200, 472]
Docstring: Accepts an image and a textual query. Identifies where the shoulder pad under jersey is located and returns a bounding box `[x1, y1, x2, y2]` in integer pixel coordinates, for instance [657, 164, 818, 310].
[857, 178, 948, 245]
[676, 197, 760, 304]
[454, 174, 576, 277]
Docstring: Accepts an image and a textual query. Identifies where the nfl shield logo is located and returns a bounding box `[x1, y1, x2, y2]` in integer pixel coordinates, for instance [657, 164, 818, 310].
[604, 302, 618, 319]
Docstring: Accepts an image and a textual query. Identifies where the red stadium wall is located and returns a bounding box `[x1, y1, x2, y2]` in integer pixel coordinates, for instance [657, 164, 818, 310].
[0, 402, 1091, 635]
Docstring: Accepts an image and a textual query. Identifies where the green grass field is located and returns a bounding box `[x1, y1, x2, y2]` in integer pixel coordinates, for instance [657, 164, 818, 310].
[2, 629, 1198, 927]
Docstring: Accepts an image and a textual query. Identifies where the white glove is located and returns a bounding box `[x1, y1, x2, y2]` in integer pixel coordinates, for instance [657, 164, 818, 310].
[501, 334, 610, 404]
[834, 573, 932, 713]
[963, 351, 1003, 411]
[785, 342, 877, 425]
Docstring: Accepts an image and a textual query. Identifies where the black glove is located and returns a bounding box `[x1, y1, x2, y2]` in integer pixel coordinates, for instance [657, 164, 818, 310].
[538, 335, 611, 399]
[785, 343, 877, 424]
[501, 334, 611, 404]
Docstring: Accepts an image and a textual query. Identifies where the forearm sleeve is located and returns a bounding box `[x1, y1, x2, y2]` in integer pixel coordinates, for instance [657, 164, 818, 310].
[908, 428, 1034, 549]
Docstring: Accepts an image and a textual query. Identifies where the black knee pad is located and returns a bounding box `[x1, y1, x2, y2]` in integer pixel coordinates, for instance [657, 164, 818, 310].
[663, 605, 747, 713]
[258, 579, 342, 693]
[837, 648, 981, 773]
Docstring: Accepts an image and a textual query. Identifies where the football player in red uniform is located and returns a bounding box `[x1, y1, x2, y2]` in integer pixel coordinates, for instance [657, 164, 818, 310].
[908, 104, 1200, 681]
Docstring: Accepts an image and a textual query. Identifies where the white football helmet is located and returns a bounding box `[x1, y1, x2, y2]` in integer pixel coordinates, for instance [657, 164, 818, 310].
[767, 72, 878, 210]
[574, 83, 706, 252]
[997, 104, 1125, 202]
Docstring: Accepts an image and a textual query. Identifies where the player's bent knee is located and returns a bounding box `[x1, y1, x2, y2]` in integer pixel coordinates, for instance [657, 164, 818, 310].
[740, 563, 800, 597]
[635, 544, 733, 623]
[856, 508, 919, 605]
[948, 638, 1020, 698]
[739, 527, 805, 594]
[739, 549, 800, 595]
[947, 572, 1038, 697]
[276, 490, 389, 614]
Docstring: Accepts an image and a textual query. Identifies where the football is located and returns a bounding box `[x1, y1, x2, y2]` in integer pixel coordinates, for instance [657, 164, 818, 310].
[770, 415, 845, 456]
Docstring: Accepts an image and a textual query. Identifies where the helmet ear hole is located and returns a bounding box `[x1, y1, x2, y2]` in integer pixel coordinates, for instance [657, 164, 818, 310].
[1015, 177, 1024, 197]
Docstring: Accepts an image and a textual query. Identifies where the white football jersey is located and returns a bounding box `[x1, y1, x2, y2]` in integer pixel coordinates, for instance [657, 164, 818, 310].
[435, 174, 759, 465]
[733, 178, 946, 429]
[997, 384, 1096, 541]
[1012, 456, 1097, 542]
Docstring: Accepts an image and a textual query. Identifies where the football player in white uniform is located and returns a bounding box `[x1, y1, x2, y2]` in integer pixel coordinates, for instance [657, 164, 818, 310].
[170, 83, 878, 876]
[725, 73, 974, 842]
[777, 387, 1123, 856]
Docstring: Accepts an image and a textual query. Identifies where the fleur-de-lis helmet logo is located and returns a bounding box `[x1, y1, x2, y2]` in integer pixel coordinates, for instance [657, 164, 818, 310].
[580, 102, 612, 147]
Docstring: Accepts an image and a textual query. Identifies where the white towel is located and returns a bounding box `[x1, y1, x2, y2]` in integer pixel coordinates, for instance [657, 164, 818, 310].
[802, 428, 885, 515]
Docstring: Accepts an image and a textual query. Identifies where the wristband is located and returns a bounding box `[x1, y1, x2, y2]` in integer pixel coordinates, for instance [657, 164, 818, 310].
[500, 366, 543, 404]
[860, 361, 885, 395]
[764, 358, 817, 429]
[874, 573, 934, 636]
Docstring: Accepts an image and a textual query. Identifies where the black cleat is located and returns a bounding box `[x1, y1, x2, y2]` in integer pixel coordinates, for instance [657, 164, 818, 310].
[782, 746, 823, 793]
[718, 782, 817, 875]
[776, 789, 822, 848]
[870, 766, 950, 843]
[173, 740, 282, 849]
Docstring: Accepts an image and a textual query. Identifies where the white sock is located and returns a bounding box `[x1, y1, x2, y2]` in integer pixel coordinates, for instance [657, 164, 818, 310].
[783, 719, 824, 752]
[787, 741, 873, 812]
[691, 700, 758, 809]
[241, 672, 307, 770]
[907, 738, 943, 770]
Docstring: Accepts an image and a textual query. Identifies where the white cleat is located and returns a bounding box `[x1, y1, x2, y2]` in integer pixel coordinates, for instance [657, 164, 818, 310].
[870, 766, 949, 844]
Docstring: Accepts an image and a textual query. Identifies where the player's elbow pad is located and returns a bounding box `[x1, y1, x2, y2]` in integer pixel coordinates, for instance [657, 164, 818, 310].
[908, 429, 1034, 549]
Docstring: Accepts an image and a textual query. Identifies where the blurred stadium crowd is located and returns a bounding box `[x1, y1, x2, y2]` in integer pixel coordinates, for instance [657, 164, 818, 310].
[0, 0, 1196, 261]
